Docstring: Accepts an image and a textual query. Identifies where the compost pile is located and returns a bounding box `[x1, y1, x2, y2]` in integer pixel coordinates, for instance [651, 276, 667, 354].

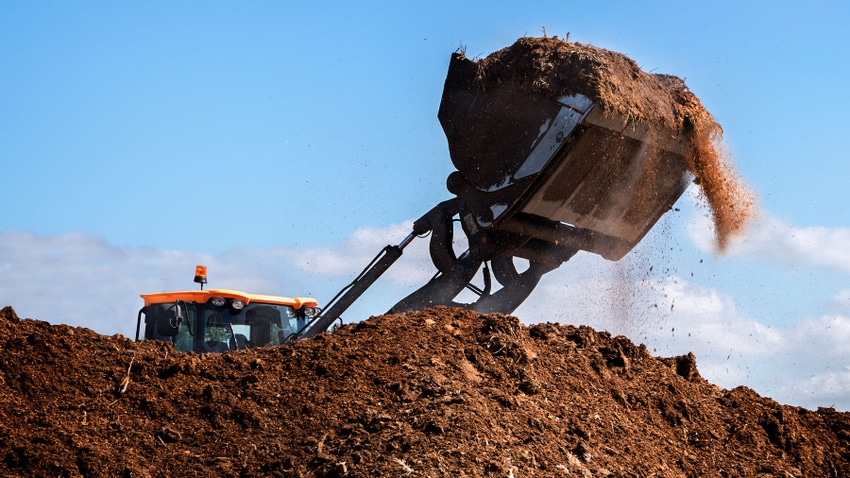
[1, 305, 848, 477]
[465, 36, 755, 250]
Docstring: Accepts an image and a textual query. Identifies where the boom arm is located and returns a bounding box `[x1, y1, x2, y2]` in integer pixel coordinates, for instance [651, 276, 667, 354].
[292, 198, 578, 341]
[291, 50, 694, 340]
[292, 232, 416, 340]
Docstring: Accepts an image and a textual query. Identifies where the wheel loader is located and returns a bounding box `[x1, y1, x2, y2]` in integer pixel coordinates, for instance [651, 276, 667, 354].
[137, 38, 699, 351]
[136, 266, 320, 353]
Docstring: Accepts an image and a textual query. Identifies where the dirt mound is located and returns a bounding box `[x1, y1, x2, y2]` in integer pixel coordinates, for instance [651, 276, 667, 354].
[468, 36, 756, 250]
[1, 305, 848, 477]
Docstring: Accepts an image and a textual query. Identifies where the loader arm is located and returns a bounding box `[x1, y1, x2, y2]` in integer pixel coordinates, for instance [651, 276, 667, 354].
[293, 48, 694, 339]
[292, 198, 579, 340]
[292, 234, 414, 341]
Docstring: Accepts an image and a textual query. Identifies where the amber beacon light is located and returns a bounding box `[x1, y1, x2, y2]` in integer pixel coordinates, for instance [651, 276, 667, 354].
[194, 265, 208, 289]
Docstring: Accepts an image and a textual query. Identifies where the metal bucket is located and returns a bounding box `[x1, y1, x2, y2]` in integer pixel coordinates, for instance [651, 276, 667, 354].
[439, 53, 691, 261]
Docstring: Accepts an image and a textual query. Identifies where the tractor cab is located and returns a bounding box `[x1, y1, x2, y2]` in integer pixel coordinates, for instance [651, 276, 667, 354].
[136, 266, 320, 353]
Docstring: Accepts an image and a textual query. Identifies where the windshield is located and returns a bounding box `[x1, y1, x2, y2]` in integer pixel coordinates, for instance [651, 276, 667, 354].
[148, 301, 307, 353]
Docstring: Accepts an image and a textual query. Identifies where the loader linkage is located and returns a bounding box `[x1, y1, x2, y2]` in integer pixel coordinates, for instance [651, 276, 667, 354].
[294, 51, 692, 340]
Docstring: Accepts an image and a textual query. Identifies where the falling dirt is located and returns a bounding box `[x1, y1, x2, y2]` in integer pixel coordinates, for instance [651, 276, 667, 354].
[467, 36, 756, 251]
[686, 124, 756, 251]
[1, 305, 848, 477]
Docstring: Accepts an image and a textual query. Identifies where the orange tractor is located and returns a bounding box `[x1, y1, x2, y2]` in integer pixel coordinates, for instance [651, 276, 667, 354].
[136, 266, 320, 353]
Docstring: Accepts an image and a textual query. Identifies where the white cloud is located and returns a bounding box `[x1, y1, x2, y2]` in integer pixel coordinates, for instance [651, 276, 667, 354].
[697, 360, 753, 389]
[520, 264, 784, 358]
[275, 220, 435, 286]
[0, 230, 219, 338]
[781, 367, 850, 409]
[687, 210, 850, 274]
[832, 288, 850, 309]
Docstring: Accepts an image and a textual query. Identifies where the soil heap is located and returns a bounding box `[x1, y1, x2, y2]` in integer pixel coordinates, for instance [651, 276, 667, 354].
[1, 305, 848, 477]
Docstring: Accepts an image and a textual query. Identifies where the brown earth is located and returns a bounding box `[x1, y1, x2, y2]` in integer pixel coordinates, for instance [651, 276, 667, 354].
[1, 305, 848, 477]
[468, 36, 756, 250]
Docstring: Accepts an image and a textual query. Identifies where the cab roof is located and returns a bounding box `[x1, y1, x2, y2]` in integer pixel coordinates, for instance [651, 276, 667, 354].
[140, 289, 318, 309]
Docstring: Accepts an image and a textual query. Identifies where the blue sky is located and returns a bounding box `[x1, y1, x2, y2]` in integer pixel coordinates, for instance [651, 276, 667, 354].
[2, 1, 850, 410]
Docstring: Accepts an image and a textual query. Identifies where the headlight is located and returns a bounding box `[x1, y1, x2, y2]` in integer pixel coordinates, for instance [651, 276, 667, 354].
[303, 306, 321, 318]
[210, 296, 226, 307]
[231, 299, 245, 310]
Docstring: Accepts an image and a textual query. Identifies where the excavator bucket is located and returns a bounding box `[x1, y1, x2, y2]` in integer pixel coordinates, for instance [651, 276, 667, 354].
[438, 52, 692, 261]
